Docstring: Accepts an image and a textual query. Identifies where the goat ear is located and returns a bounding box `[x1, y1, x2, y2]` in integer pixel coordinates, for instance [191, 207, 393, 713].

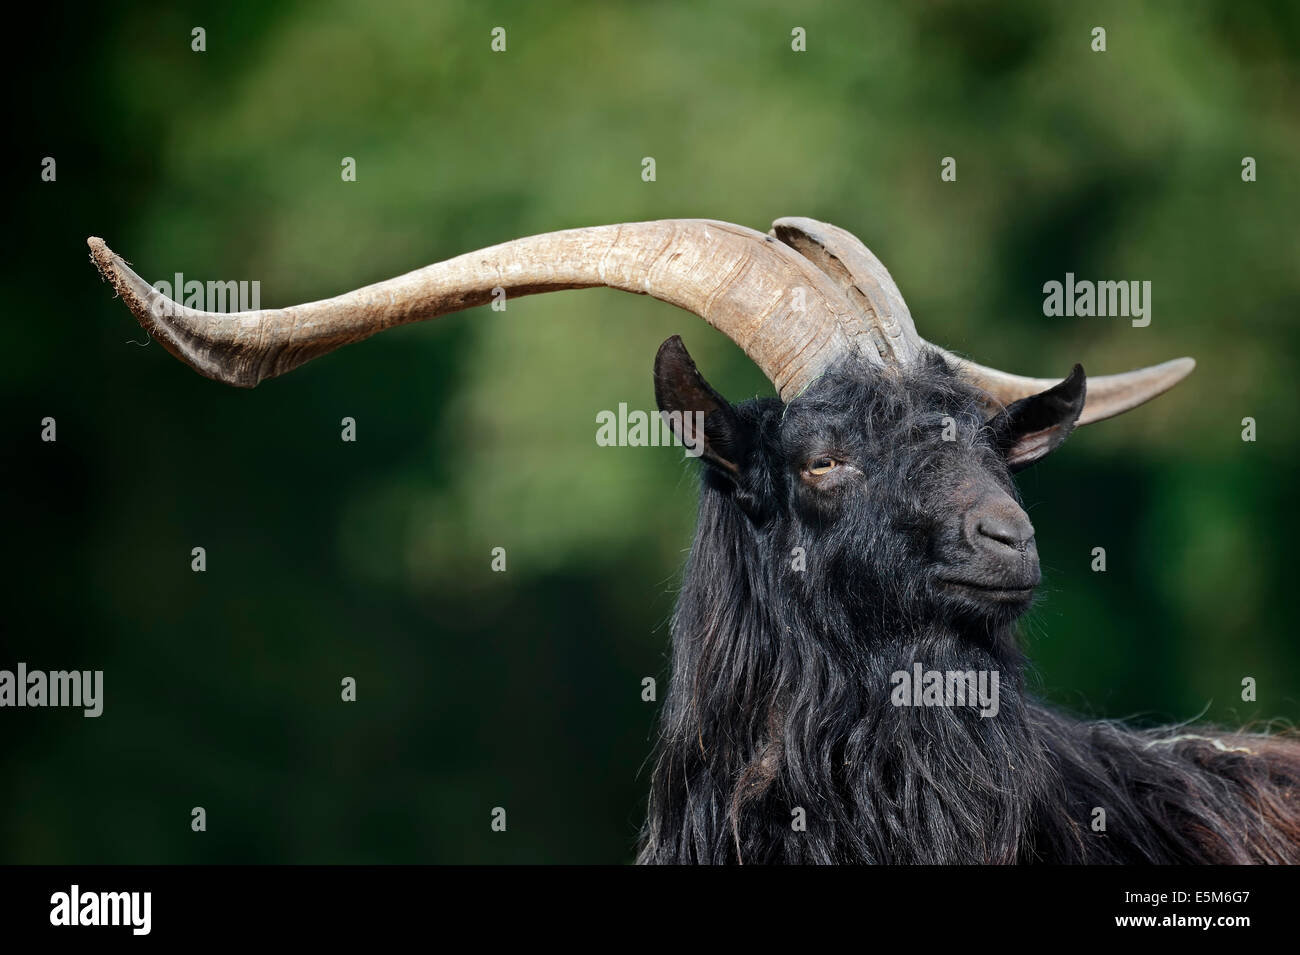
[990, 364, 1087, 472]
[654, 336, 747, 475]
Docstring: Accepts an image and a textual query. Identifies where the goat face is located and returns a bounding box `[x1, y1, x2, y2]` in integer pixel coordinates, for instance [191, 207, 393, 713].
[654, 336, 1088, 632]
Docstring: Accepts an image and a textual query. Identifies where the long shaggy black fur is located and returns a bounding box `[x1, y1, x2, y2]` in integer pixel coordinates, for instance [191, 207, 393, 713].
[638, 351, 1300, 864]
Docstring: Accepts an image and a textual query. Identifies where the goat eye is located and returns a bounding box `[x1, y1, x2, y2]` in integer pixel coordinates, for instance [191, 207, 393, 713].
[806, 457, 839, 476]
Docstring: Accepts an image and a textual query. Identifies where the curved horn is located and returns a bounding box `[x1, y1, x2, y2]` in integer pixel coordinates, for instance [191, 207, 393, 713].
[87, 220, 874, 401]
[770, 216, 1195, 424]
[935, 351, 1196, 426]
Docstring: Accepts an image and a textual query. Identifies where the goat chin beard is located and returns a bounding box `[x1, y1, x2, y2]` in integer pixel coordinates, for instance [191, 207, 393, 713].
[934, 589, 1040, 644]
[872, 600, 1029, 662]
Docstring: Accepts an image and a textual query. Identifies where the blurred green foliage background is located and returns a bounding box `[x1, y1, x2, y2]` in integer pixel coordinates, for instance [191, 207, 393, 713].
[4, 0, 1298, 863]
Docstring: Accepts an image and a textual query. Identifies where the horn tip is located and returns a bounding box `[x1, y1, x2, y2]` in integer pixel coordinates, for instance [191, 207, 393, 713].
[87, 236, 117, 278]
[86, 236, 147, 309]
[1157, 356, 1196, 390]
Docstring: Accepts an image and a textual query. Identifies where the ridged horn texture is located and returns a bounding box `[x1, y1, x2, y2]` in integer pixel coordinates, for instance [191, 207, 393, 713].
[770, 216, 923, 366]
[88, 216, 1194, 419]
[87, 221, 876, 401]
[766, 217, 1195, 425]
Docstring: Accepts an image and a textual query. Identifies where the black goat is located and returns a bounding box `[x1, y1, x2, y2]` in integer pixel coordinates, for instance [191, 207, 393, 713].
[89, 216, 1300, 864]
[639, 339, 1300, 864]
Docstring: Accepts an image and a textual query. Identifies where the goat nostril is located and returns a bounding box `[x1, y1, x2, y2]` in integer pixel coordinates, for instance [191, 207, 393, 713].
[976, 515, 1031, 550]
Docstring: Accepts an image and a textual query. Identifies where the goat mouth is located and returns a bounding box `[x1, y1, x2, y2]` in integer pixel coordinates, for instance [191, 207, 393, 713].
[937, 577, 1038, 603]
